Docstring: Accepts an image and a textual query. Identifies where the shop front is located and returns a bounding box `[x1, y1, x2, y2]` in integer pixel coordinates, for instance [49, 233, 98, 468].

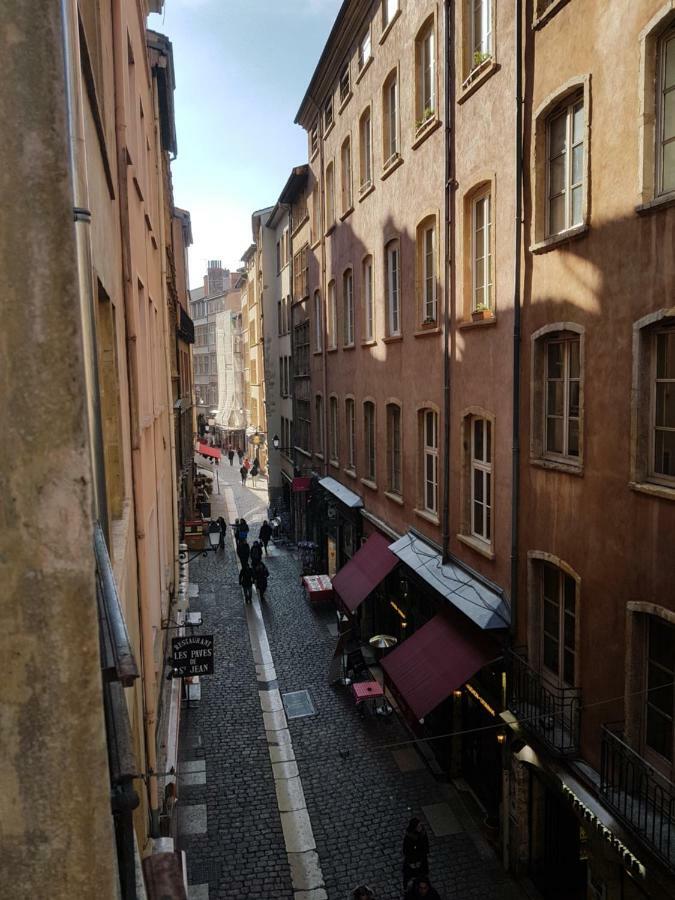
[312, 476, 363, 574]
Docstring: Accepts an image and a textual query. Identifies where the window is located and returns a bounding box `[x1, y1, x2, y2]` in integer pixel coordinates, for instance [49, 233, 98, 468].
[341, 137, 353, 214]
[658, 28, 675, 195]
[208, 323, 215, 345]
[310, 121, 319, 157]
[652, 329, 675, 482]
[325, 161, 335, 228]
[315, 394, 324, 455]
[645, 617, 675, 762]
[329, 396, 339, 462]
[346, 398, 356, 470]
[386, 239, 401, 336]
[277, 299, 283, 336]
[339, 63, 351, 104]
[312, 186, 320, 243]
[296, 399, 311, 452]
[327, 279, 337, 349]
[540, 562, 577, 686]
[547, 96, 584, 236]
[417, 217, 437, 323]
[383, 0, 399, 30]
[387, 403, 402, 494]
[470, 417, 492, 542]
[364, 401, 376, 481]
[383, 71, 399, 165]
[343, 269, 354, 346]
[470, 0, 492, 69]
[293, 245, 309, 299]
[295, 321, 310, 376]
[314, 290, 322, 352]
[359, 108, 372, 190]
[363, 255, 374, 341]
[472, 191, 492, 311]
[324, 95, 334, 132]
[276, 241, 281, 274]
[416, 19, 436, 126]
[421, 409, 438, 514]
[544, 336, 580, 460]
[358, 28, 372, 71]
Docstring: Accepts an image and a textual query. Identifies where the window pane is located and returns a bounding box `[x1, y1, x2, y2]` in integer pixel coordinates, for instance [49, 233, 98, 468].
[650, 617, 675, 667]
[543, 636, 559, 674]
[547, 342, 564, 378]
[549, 112, 567, 156]
[654, 430, 675, 475]
[473, 500, 484, 535]
[550, 154, 566, 195]
[486, 421, 492, 462]
[568, 419, 580, 457]
[563, 649, 575, 686]
[646, 708, 673, 759]
[657, 332, 675, 378]
[547, 417, 564, 453]
[568, 380, 580, 418]
[544, 596, 559, 635]
[665, 90, 675, 142]
[571, 186, 583, 226]
[655, 383, 675, 428]
[549, 195, 565, 235]
[571, 143, 584, 186]
[663, 141, 675, 192]
[543, 563, 558, 600]
[569, 338, 581, 377]
[473, 468, 484, 503]
[473, 418, 484, 460]
[666, 35, 675, 87]
[572, 102, 584, 143]
[547, 380, 564, 416]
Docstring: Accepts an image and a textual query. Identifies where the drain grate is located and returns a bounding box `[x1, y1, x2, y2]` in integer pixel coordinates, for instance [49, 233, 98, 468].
[282, 689, 316, 719]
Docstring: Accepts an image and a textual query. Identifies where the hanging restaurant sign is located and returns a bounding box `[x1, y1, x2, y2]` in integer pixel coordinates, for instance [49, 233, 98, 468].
[171, 635, 214, 676]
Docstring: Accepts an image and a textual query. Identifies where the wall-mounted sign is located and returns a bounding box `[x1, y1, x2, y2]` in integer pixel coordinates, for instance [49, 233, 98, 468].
[171, 635, 214, 677]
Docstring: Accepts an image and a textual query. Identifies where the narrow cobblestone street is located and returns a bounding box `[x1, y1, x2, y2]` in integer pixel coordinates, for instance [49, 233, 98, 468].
[177, 461, 528, 900]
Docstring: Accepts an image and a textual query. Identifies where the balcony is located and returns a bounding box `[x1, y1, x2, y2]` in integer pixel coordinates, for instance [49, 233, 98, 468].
[600, 724, 675, 870]
[507, 648, 581, 756]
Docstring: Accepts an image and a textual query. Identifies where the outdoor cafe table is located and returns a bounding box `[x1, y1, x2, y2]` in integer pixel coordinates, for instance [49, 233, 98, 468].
[302, 574, 334, 603]
[351, 679, 385, 712]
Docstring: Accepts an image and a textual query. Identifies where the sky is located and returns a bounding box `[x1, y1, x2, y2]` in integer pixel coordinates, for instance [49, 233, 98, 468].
[148, 0, 342, 287]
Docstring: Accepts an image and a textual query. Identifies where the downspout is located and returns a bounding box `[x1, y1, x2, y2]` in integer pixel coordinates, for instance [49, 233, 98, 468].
[441, 0, 455, 562]
[60, 0, 109, 543]
[111, 0, 160, 837]
[313, 96, 329, 479]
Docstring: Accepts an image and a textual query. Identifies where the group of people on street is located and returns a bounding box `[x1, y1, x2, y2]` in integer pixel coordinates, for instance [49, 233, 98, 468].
[235, 518, 272, 604]
[239, 455, 260, 487]
[351, 817, 441, 899]
[226, 446, 243, 467]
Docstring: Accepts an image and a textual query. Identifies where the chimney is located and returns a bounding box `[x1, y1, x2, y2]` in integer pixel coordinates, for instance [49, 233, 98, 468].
[206, 259, 224, 297]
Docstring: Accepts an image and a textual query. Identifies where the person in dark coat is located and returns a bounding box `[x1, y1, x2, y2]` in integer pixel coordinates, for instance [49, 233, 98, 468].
[228, 449, 235, 466]
[254, 561, 269, 601]
[238, 565, 253, 603]
[250, 540, 263, 569]
[240, 464, 248, 486]
[402, 818, 429, 891]
[239, 518, 249, 541]
[236, 539, 250, 568]
[259, 520, 272, 555]
[403, 876, 440, 900]
[216, 517, 227, 550]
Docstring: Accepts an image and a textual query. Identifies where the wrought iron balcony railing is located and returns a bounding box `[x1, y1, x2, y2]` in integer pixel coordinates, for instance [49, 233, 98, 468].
[506, 648, 581, 756]
[600, 724, 675, 871]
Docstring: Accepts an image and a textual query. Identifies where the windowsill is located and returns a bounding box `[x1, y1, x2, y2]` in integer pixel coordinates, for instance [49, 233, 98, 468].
[530, 456, 583, 476]
[628, 480, 675, 502]
[384, 490, 404, 506]
[414, 507, 440, 526]
[327, 346, 338, 353]
[343, 467, 357, 479]
[412, 115, 441, 150]
[361, 338, 377, 346]
[313, 349, 323, 356]
[325, 223, 336, 237]
[459, 59, 500, 103]
[296, 447, 312, 460]
[381, 154, 403, 180]
[338, 91, 353, 114]
[636, 192, 675, 216]
[415, 323, 440, 336]
[379, 10, 401, 45]
[340, 205, 354, 222]
[361, 477, 378, 491]
[310, 148, 319, 163]
[457, 532, 495, 561]
[314, 452, 324, 461]
[530, 223, 589, 254]
[311, 239, 321, 251]
[358, 182, 375, 203]
[342, 343, 356, 351]
[356, 56, 373, 84]
[382, 334, 403, 344]
[533, 0, 572, 30]
[458, 313, 497, 330]
[323, 121, 335, 141]
[291, 214, 309, 239]
[330, 459, 340, 470]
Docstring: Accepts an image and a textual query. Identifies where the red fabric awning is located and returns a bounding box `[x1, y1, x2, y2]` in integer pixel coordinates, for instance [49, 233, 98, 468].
[332, 532, 398, 614]
[381, 610, 499, 721]
[197, 443, 221, 460]
[292, 476, 312, 492]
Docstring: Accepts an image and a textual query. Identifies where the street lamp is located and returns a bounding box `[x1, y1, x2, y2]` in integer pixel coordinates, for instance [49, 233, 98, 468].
[179, 521, 222, 564]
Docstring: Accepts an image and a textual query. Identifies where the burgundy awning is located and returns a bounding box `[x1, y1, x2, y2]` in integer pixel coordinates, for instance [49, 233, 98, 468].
[197, 443, 221, 460]
[332, 532, 398, 614]
[292, 476, 312, 492]
[381, 610, 499, 721]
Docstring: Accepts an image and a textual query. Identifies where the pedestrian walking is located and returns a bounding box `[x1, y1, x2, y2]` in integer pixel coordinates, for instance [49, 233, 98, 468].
[243, 457, 251, 472]
[402, 818, 429, 892]
[254, 561, 269, 601]
[239, 518, 249, 541]
[217, 516, 227, 550]
[228, 449, 234, 466]
[250, 540, 263, 569]
[236, 539, 250, 568]
[250, 465, 258, 488]
[238, 565, 253, 604]
[240, 464, 248, 486]
[259, 520, 272, 555]
[236, 447, 243, 464]
[403, 876, 440, 900]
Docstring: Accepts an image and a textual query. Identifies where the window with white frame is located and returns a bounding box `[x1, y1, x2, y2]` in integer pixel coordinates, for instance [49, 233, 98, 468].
[418, 217, 437, 323]
[315, 394, 324, 455]
[346, 398, 356, 470]
[470, 0, 492, 69]
[341, 137, 353, 214]
[339, 62, 351, 105]
[358, 28, 372, 71]
[327, 279, 337, 349]
[312, 186, 320, 243]
[416, 20, 436, 126]
[544, 336, 580, 460]
[540, 561, 577, 686]
[314, 290, 322, 352]
[386, 239, 400, 336]
[310, 121, 319, 157]
[325, 161, 335, 228]
[658, 27, 675, 195]
[470, 417, 492, 542]
[652, 328, 675, 482]
[472, 191, 492, 311]
[422, 409, 438, 514]
[547, 96, 584, 236]
[387, 403, 402, 494]
[329, 396, 339, 462]
[324, 95, 334, 132]
[343, 269, 354, 346]
[383, 0, 399, 30]
[360, 108, 372, 190]
[383, 71, 399, 164]
[363, 255, 374, 341]
[364, 401, 376, 481]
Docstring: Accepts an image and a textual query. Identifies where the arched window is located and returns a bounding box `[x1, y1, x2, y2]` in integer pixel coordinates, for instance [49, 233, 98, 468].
[343, 268, 354, 346]
[341, 136, 353, 214]
[313, 290, 322, 352]
[420, 408, 438, 514]
[362, 255, 374, 341]
[364, 400, 376, 482]
[385, 238, 401, 336]
[325, 161, 335, 228]
[383, 69, 399, 165]
[386, 402, 402, 495]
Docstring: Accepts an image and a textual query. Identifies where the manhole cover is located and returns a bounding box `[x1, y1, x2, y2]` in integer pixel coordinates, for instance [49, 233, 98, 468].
[282, 690, 316, 719]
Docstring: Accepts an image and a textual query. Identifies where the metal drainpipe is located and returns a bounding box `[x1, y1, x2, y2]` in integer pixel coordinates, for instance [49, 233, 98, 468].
[60, 0, 109, 544]
[442, 0, 455, 562]
[313, 96, 329, 479]
[111, 0, 160, 837]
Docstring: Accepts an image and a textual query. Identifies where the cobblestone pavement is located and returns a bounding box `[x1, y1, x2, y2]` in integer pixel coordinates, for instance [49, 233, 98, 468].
[178, 462, 528, 900]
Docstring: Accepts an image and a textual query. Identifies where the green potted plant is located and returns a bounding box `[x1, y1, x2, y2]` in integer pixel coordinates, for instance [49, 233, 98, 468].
[415, 106, 435, 131]
[472, 50, 491, 70]
[472, 303, 491, 322]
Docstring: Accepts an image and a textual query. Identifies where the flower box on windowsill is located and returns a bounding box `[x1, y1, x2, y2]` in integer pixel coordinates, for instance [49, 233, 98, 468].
[471, 308, 491, 322]
[412, 114, 441, 149]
